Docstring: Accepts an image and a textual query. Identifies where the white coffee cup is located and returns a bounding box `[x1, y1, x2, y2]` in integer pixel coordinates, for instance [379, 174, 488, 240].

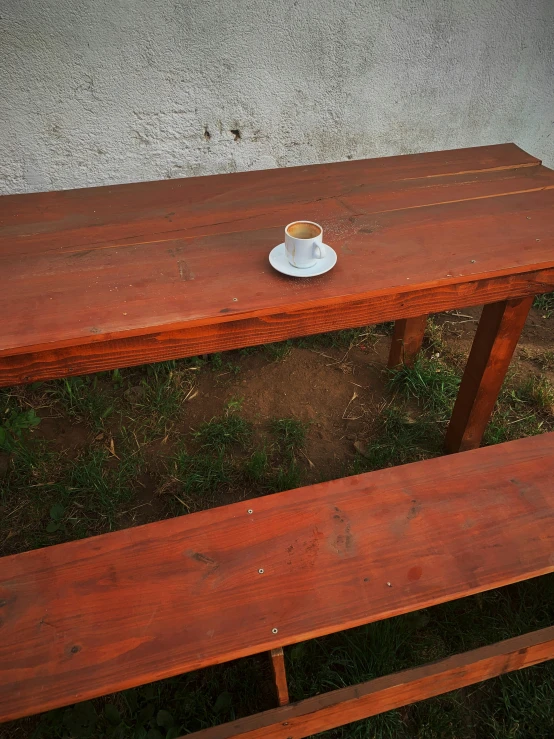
[284, 221, 326, 269]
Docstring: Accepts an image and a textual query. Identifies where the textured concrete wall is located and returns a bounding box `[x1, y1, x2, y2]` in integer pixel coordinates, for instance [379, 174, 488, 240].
[1, 0, 553, 195]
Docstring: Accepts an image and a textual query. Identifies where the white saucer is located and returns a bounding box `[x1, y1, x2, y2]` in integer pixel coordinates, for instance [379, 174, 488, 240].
[269, 243, 337, 277]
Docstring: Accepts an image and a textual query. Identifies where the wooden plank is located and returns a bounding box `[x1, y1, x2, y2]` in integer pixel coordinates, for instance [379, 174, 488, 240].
[388, 316, 427, 368]
[1, 433, 554, 722]
[1, 150, 553, 367]
[270, 648, 289, 707]
[0, 144, 539, 247]
[1, 267, 553, 386]
[445, 297, 533, 452]
[187, 627, 554, 739]
[1, 161, 548, 261]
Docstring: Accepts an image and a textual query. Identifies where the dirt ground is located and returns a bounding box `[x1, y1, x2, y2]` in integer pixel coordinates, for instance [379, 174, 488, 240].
[10, 304, 554, 520]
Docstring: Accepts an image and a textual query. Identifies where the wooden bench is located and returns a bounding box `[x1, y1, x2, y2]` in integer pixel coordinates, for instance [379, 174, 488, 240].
[2, 433, 554, 736]
[2, 143, 554, 452]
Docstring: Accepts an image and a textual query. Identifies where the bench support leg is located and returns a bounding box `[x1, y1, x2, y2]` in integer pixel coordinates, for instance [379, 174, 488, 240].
[388, 316, 427, 369]
[445, 296, 532, 453]
[269, 647, 289, 706]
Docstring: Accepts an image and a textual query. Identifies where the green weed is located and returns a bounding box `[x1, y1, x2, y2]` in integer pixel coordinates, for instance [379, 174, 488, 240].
[243, 449, 270, 483]
[0, 406, 40, 451]
[49, 375, 117, 430]
[173, 450, 232, 505]
[131, 363, 195, 439]
[209, 353, 241, 375]
[536, 350, 554, 371]
[387, 355, 460, 415]
[485, 374, 554, 446]
[193, 411, 252, 453]
[270, 417, 308, 456]
[263, 340, 293, 362]
[351, 406, 442, 473]
[533, 292, 554, 317]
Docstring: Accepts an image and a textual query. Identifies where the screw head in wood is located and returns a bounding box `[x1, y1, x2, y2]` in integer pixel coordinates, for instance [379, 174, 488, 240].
[247, 509, 253, 514]
[272, 627, 278, 634]
[258, 568, 264, 574]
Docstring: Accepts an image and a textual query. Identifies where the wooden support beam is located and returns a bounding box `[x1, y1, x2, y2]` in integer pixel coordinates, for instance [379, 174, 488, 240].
[186, 626, 554, 739]
[2, 272, 553, 388]
[269, 648, 289, 706]
[445, 296, 533, 452]
[388, 315, 427, 368]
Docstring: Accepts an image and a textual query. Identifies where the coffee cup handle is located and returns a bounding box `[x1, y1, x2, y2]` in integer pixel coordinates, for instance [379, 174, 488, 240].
[313, 242, 326, 259]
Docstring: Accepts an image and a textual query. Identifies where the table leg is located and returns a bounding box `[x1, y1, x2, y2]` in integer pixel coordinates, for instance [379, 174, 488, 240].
[388, 316, 427, 369]
[269, 647, 289, 706]
[445, 297, 533, 453]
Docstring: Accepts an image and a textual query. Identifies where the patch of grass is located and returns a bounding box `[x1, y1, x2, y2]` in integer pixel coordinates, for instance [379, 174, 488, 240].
[295, 324, 389, 351]
[260, 417, 309, 493]
[423, 316, 447, 352]
[139, 364, 191, 429]
[263, 340, 292, 362]
[1, 431, 144, 553]
[50, 374, 118, 430]
[121, 361, 199, 441]
[270, 417, 308, 456]
[193, 404, 252, 453]
[208, 352, 241, 376]
[387, 355, 460, 415]
[535, 350, 554, 371]
[350, 406, 442, 473]
[519, 374, 554, 411]
[533, 292, 554, 317]
[0, 436, 57, 500]
[43, 442, 143, 542]
[243, 448, 270, 483]
[0, 405, 41, 452]
[264, 459, 303, 493]
[484, 374, 554, 446]
[173, 450, 232, 504]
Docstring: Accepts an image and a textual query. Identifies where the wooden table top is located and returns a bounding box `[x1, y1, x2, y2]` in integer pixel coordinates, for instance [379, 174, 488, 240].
[1, 143, 554, 377]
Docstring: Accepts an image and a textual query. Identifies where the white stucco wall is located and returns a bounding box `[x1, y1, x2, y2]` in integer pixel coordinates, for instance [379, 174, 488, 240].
[1, 0, 553, 195]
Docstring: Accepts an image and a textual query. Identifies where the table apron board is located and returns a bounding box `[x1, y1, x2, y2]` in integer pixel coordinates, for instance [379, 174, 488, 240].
[1, 266, 553, 387]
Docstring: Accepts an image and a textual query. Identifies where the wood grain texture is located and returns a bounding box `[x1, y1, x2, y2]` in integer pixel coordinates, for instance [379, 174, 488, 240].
[1, 432, 554, 722]
[270, 648, 289, 707]
[445, 297, 533, 452]
[1, 267, 553, 387]
[0, 143, 540, 247]
[3, 173, 554, 355]
[388, 316, 427, 368]
[1, 144, 554, 386]
[187, 627, 554, 739]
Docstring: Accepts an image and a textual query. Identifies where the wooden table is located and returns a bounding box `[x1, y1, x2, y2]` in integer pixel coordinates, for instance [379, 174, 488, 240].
[1, 143, 554, 451]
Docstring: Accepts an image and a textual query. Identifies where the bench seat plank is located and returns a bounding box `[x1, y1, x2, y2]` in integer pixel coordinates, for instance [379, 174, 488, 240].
[1, 432, 554, 721]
